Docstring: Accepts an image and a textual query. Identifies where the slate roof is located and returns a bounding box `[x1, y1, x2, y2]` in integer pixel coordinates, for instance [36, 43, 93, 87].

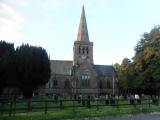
[50, 60, 116, 76]
[50, 60, 73, 75]
[93, 65, 116, 76]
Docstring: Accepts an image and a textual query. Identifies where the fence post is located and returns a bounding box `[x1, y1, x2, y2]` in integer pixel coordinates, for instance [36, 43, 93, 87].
[72, 99, 75, 112]
[13, 97, 16, 116]
[45, 101, 48, 115]
[82, 99, 85, 106]
[116, 99, 119, 110]
[27, 99, 32, 113]
[149, 99, 151, 108]
[78, 96, 81, 104]
[96, 98, 99, 111]
[87, 96, 91, 108]
[9, 101, 13, 116]
[60, 100, 63, 109]
[0, 101, 4, 115]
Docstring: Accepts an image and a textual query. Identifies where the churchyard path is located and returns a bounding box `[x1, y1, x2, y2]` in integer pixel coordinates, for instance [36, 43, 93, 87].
[68, 112, 160, 120]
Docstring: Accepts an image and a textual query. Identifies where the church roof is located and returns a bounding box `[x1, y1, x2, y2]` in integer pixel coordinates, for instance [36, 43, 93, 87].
[77, 6, 89, 42]
[93, 65, 116, 76]
[50, 60, 73, 75]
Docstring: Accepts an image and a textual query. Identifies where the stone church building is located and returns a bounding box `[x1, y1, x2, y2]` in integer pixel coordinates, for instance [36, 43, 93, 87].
[37, 6, 117, 96]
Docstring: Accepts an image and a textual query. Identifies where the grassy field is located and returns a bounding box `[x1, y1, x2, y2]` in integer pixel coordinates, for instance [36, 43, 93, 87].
[0, 103, 160, 120]
[0, 96, 160, 120]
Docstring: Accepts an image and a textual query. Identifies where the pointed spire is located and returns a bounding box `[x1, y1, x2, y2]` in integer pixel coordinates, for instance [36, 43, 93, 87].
[77, 6, 89, 42]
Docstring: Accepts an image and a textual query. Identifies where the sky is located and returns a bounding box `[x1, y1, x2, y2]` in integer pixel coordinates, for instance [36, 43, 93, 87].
[1, 0, 160, 65]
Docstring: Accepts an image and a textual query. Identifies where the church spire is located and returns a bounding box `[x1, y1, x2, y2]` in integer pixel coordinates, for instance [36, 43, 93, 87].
[77, 6, 89, 42]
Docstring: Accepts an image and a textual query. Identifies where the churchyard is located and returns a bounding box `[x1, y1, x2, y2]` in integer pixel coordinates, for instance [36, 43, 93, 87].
[0, 95, 160, 120]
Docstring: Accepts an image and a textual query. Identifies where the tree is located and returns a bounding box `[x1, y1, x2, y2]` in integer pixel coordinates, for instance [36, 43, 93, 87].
[114, 63, 120, 72]
[116, 58, 131, 93]
[115, 58, 139, 95]
[133, 26, 160, 95]
[0, 41, 15, 95]
[16, 44, 51, 98]
[115, 26, 160, 96]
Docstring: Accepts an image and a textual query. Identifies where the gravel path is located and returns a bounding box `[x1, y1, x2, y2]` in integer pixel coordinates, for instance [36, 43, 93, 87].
[70, 113, 160, 120]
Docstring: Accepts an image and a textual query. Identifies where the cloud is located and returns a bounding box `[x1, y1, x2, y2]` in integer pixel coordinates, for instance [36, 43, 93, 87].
[1, 0, 32, 8]
[0, 1, 24, 23]
[0, 17, 22, 30]
[0, 1, 25, 41]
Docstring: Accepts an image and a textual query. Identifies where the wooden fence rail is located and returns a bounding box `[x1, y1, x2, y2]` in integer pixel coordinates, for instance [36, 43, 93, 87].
[0, 98, 159, 116]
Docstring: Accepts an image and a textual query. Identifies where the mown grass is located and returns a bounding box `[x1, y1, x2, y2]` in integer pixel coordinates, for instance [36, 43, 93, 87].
[0, 104, 160, 120]
[1, 96, 159, 120]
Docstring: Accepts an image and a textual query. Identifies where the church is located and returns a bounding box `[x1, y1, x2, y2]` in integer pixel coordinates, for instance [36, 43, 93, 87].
[37, 6, 117, 97]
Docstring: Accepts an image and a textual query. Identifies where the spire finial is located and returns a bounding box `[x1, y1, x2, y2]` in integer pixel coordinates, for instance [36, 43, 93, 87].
[82, 5, 84, 11]
[77, 5, 89, 41]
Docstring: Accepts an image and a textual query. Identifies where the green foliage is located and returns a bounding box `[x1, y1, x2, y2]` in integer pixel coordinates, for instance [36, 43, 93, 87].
[116, 26, 160, 95]
[16, 44, 51, 98]
[133, 26, 160, 95]
[0, 41, 15, 94]
[0, 41, 50, 98]
[114, 58, 136, 94]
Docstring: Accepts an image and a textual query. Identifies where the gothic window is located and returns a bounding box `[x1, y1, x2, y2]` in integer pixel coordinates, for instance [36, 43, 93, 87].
[64, 79, 71, 89]
[86, 47, 89, 54]
[78, 46, 81, 54]
[82, 47, 85, 54]
[81, 71, 90, 88]
[107, 80, 111, 89]
[99, 80, 103, 89]
[53, 78, 58, 87]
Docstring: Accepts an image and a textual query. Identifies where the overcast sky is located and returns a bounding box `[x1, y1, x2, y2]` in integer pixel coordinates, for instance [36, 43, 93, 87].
[1, 0, 160, 65]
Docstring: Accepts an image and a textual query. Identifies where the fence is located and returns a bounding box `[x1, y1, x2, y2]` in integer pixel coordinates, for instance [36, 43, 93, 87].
[0, 97, 159, 116]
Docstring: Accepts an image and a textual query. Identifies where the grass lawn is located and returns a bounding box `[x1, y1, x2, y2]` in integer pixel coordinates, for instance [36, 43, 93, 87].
[0, 104, 160, 120]
[0, 96, 160, 120]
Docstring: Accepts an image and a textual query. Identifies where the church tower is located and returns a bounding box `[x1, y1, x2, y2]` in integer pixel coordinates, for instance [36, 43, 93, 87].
[73, 6, 93, 66]
[38, 5, 117, 96]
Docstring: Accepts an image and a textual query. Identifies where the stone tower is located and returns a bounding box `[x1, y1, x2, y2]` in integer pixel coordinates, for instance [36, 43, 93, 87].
[73, 6, 97, 92]
[37, 6, 117, 96]
[73, 6, 93, 66]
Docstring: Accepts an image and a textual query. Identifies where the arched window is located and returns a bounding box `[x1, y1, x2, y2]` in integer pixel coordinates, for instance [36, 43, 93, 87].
[82, 47, 85, 54]
[107, 80, 111, 89]
[53, 78, 58, 87]
[99, 80, 103, 89]
[81, 71, 90, 88]
[86, 47, 89, 54]
[64, 79, 71, 89]
[52, 76, 58, 88]
[78, 46, 81, 54]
